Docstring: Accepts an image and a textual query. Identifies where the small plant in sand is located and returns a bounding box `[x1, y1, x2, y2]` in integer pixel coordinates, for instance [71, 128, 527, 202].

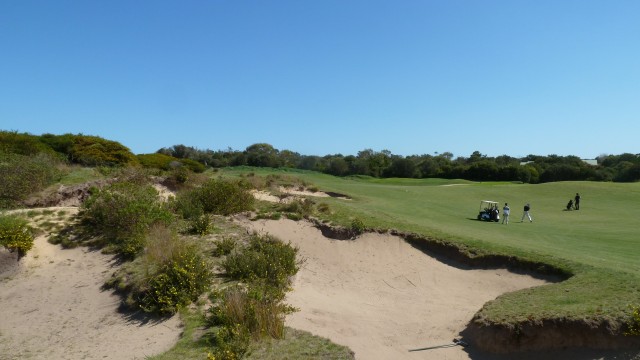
[0, 214, 34, 259]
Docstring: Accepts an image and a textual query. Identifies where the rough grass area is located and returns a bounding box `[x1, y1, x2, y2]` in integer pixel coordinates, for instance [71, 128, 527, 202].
[245, 327, 355, 360]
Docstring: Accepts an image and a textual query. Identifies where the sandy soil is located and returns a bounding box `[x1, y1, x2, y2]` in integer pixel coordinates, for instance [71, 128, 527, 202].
[240, 218, 551, 360]
[0, 207, 182, 360]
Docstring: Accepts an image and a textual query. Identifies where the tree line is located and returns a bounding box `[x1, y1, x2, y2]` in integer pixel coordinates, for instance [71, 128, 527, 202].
[158, 143, 640, 183]
[2, 131, 640, 183]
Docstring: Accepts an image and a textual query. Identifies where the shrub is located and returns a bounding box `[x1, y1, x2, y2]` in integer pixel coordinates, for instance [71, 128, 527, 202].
[136, 153, 178, 170]
[626, 305, 640, 336]
[189, 179, 254, 216]
[222, 234, 300, 292]
[0, 215, 34, 259]
[108, 225, 212, 315]
[79, 181, 173, 258]
[69, 135, 138, 167]
[212, 237, 236, 257]
[206, 233, 301, 358]
[0, 130, 55, 155]
[188, 214, 212, 236]
[208, 321, 250, 360]
[171, 191, 205, 220]
[208, 286, 289, 339]
[0, 151, 64, 208]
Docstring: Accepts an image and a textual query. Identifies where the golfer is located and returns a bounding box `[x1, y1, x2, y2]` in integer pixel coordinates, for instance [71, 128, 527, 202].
[521, 203, 533, 222]
[502, 203, 510, 224]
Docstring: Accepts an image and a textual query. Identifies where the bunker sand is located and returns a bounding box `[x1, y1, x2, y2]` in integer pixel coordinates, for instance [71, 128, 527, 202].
[242, 218, 550, 360]
[0, 209, 182, 360]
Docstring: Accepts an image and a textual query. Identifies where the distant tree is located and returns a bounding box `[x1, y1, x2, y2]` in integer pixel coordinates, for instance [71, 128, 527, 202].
[386, 157, 417, 178]
[327, 156, 349, 176]
[245, 143, 280, 168]
[278, 149, 302, 168]
[465, 161, 498, 181]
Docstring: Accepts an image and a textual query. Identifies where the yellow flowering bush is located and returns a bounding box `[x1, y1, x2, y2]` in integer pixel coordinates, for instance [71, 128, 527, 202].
[626, 305, 640, 336]
[0, 215, 34, 259]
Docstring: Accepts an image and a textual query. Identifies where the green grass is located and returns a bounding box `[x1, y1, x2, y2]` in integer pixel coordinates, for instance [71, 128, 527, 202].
[58, 166, 104, 185]
[147, 307, 354, 360]
[216, 167, 640, 326]
[245, 327, 354, 359]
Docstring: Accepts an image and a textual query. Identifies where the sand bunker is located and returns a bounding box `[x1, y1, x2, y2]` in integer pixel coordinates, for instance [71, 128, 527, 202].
[241, 218, 549, 360]
[0, 210, 182, 360]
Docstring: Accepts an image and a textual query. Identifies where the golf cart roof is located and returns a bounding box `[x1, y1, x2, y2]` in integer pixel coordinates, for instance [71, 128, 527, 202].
[480, 200, 498, 205]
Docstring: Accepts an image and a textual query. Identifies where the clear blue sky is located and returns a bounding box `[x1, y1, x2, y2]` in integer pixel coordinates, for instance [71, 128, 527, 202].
[1, 1, 638, 159]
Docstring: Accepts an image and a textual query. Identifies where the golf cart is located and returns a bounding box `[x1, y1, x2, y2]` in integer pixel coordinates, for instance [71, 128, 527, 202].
[477, 200, 500, 222]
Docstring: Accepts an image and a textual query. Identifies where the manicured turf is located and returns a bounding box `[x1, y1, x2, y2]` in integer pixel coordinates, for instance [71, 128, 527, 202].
[219, 167, 640, 324]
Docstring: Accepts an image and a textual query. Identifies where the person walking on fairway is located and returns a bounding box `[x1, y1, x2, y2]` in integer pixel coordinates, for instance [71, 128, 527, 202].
[521, 203, 533, 222]
[502, 203, 510, 224]
[574, 193, 581, 210]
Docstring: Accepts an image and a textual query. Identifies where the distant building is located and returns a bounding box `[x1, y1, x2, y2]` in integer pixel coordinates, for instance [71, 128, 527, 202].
[519, 159, 599, 166]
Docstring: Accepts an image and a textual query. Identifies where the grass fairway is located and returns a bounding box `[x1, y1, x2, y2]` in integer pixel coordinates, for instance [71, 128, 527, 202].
[218, 167, 640, 328]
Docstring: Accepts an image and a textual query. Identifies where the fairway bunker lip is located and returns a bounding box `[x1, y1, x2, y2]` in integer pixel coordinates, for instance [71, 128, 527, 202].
[324, 191, 352, 199]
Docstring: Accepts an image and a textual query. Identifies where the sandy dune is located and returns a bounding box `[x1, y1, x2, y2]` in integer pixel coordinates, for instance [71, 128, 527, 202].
[0, 217, 182, 360]
[241, 218, 550, 360]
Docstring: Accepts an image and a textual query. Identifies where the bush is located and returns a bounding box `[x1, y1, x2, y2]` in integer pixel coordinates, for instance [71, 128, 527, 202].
[0, 151, 64, 208]
[0, 130, 55, 156]
[171, 191, 205, 220]
[208, 286, 289, 338]
[187, 214, 212, 236]
[212, 237, 236, 257]
[222, 234, 300, 292]
[0, 215, 34, 259]
[206, 233, 301, 358]
[626, 305, 640, 336]
[185, 179, 254, 216]
[79, 181, 173, 258]
[108, 225, 212, 315]
[69, 135, 138, 167]
[136, 153, 178, 170]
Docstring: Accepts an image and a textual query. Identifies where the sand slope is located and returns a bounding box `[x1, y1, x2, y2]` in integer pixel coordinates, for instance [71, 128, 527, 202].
[241, 218, 551, 360]
[0, 225, 181, 360]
